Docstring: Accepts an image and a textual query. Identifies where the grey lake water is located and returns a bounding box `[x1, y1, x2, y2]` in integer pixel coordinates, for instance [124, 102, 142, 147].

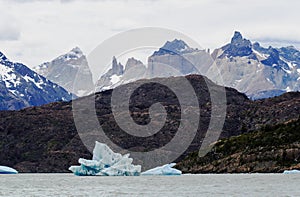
[1, 173, 300, 196]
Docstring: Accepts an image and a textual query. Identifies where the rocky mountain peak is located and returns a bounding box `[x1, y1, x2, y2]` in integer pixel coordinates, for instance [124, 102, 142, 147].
[125, 57, 144, 72]
[111, 56, 124, 76]
[220, 31, 253, 58]
[57, 47, 84, 61]
[231, 31, 243, 43]
[70, 47, 83, 56]
[152, 39, 196, 56]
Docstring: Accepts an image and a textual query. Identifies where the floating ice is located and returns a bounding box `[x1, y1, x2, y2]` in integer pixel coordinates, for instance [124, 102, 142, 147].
[141, 163, 182, 176]
[69, 142, 141, 176]
[283, 169, 300, 174]
[0, 166, 18, 174]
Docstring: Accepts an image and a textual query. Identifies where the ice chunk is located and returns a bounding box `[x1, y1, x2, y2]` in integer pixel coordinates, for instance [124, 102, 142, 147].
[141, 163, 182, 176]
[283, 169, 300, 174]
[69, 142, 141, 176]
[92, 142, 123, 166]
[0, 166, 18, 174]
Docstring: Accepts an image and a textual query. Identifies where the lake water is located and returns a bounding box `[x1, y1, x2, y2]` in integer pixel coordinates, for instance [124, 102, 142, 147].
[1, 173, 299, 196]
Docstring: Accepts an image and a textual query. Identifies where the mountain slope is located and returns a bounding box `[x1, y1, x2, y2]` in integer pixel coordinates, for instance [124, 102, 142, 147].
[0, 51, 72, 111]
[34, 47, 94, 97]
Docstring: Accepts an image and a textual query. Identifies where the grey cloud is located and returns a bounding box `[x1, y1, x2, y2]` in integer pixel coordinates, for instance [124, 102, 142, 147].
[0, 17, 21, 41]
[0, 29, 20, 41]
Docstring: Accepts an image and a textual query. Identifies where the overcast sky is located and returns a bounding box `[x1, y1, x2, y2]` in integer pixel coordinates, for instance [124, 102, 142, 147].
[0, 0, 300, 67]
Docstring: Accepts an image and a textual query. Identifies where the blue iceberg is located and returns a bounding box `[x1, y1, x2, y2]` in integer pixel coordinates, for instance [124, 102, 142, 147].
[141, 163, 182, 176]
[283, 169, 300, 174]
[69, 142, 141, 176]
[0, 166, 18, 174]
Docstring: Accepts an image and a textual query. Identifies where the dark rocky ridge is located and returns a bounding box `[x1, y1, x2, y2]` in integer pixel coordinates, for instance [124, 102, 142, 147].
[0, 74, 300, 172]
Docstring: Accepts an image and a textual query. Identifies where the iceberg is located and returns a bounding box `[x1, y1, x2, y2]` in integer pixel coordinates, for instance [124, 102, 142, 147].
[69, 141, 141, 176]
[283, 169, 300, 174]
[0, 166, 18, 174]
[141, 163, 182, 176]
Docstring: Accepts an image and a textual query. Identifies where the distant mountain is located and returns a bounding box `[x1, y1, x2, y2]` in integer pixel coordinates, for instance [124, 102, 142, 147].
[34, 47, 93, 97]
[207, 31, 300, 99]
[0, 51, 72, 111]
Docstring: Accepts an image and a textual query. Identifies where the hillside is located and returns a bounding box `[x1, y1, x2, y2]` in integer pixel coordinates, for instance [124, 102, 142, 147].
[176, 117, 300, 173]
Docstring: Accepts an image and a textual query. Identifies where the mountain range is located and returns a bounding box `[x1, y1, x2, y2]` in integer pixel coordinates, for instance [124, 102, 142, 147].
[96, 31, 300, 100]
[1, 31, 300, 110]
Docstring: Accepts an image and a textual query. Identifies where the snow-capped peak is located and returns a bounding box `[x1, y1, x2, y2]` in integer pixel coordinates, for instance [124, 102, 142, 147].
[0, 50, 73, 110]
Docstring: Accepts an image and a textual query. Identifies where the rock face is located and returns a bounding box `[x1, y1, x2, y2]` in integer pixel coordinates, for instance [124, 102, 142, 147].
[0, 51, 73, 111]
[1, 74, 300, 172]
[34, 47, 93, 97]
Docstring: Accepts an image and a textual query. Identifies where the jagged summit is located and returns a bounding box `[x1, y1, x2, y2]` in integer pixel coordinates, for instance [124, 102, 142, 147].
[152, 39, 196, 56]
[220, 31, 253, 58]
[111, 56, 124, 76]
[125, 57, 144, 72]
[231, 31, 243, 42]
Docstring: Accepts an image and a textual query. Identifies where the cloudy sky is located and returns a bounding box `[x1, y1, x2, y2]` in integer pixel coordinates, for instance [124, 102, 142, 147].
[0, 0, 300, 67]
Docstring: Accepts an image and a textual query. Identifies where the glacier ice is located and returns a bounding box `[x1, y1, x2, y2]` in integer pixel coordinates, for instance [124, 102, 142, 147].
[0, 166, 18, 174]
[283, 169, 300, 174]
[69, 142, 141, 176]
[141, 163, 182, 176]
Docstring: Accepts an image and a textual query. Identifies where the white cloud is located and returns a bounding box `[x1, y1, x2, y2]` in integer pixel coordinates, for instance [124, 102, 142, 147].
[0, 0, 299, 67]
